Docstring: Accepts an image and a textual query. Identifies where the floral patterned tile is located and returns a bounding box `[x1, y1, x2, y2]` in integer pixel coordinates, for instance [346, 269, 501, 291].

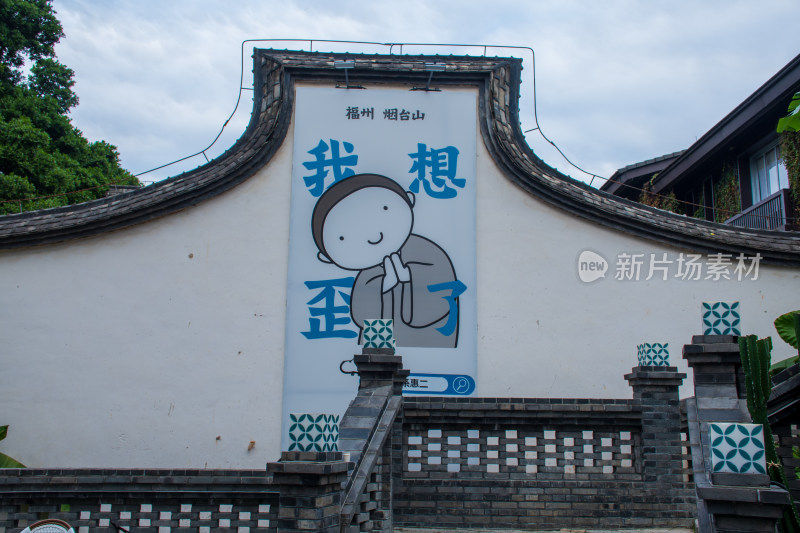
[703, 302, 741, 335]
[363, 318, 395, 349]
[710, 422, 766, 474]
[637, 343, 669, 366]
[288, 413, 339, 451]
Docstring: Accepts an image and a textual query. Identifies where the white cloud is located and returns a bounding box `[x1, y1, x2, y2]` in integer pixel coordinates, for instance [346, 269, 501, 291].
[52, 0, 800, 183]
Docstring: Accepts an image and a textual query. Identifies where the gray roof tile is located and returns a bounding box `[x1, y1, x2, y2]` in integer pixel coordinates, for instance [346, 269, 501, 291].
[0, 50, 798, 265]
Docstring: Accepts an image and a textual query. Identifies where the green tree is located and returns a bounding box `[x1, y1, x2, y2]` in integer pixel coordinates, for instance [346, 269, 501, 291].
[0, 0, 138, 215]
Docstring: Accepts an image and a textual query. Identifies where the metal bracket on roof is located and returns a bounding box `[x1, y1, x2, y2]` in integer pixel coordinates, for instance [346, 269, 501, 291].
[335, 60, 364, 89]
[412, 63, 445, 91]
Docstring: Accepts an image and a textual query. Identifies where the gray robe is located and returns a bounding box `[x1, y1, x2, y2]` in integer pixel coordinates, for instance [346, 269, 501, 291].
[351, 234, 458, 348]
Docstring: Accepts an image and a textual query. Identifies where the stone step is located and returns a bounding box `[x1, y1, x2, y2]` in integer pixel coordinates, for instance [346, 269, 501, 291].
[396, 529, 693, 533]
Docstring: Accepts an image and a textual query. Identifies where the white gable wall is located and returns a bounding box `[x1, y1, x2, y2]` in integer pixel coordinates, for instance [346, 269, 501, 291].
[1, 86, 798, 468]
[476, 142, 799, 398]
[1, 122, 294, 469]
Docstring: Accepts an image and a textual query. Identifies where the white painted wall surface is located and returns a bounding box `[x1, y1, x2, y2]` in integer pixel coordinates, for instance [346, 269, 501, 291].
[475, 140, 799, 398]
[1, 85, 798, 467]
[1, 122, 294, 469]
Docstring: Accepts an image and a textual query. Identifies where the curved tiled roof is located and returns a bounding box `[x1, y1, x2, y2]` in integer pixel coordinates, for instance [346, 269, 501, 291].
[599, 150, 684, 197]
[1, 50, 798, 264]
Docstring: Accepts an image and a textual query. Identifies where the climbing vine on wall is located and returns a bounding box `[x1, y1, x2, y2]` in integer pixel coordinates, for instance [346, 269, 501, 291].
[780, 131, 800, 224]
[690, 186, 706, 220]
[638, 175, 682, 214]
[713, 163, 741, 223]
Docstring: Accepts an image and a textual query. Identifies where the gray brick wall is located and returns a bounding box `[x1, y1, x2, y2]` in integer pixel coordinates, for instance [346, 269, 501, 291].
[0, 363, 698, 532]
[0, 469, 278, 533]
[394, 392, 695, 530]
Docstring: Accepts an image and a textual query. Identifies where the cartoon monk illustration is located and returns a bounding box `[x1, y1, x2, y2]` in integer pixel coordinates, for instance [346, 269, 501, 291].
[311, 173, 460, 348]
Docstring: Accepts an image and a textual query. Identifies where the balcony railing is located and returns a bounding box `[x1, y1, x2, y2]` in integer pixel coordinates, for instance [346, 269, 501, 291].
[725, 188, 792, 231]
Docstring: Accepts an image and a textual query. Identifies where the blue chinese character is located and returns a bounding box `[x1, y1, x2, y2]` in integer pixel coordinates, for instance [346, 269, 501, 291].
[426, 280, 466, 336]
[408, 143, 463, 199]
[301, 277, 358, 339]
[302, 139, 358, 197]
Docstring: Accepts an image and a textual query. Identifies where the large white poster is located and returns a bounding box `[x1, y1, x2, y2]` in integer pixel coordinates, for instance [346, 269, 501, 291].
[283, 87, 477, 449]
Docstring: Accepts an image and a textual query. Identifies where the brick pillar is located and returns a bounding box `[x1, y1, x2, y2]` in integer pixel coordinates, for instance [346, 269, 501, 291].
[339, 348, 408, 455]
[353, 347, 409, 393]
[683, 335, 791, 533]
[697, 484, 790, 533]
[625, 366, 687, 482]
[683, 334, 749, 490]
[337, 347, 408, 532]
[268, 451, 348, 533]
[683, 335, 748, 420]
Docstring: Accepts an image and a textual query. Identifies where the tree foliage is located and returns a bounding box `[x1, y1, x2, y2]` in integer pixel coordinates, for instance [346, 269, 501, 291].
[0, 0, 138, 215]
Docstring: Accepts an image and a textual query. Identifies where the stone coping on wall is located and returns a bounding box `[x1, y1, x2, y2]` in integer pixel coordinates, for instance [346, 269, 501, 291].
[0, 468, 275, 493]
[403, 397, 642, 426]
[0, 50, 797, 265]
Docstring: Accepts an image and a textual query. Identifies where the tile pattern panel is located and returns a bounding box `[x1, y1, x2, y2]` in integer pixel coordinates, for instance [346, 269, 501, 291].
[702, 302, 741, 335]
[709, 422, 766, 474]
[637, 343, 669, 366]
[362, 319, 395, 349]
[405, 427, 637, 476]
[288, 413, 339, 451]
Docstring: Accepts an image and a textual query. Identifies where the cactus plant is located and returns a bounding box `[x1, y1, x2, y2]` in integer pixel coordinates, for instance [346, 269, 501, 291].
[739, 335, 799, 532]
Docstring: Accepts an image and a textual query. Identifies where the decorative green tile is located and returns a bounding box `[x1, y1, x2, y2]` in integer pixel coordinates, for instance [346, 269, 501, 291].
[703, 302, 741, 335]
[288, 413, 339, 451]
[709, 423, 765, 474]
[362, 318, 395, 349]
[637, 343, 669, 366]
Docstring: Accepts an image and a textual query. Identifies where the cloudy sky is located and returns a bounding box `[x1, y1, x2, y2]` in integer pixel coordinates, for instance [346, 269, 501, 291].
[51, 0, 800, 186]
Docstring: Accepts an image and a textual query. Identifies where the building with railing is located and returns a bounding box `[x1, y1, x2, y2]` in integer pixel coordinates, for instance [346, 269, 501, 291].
[725, 188, 793, 231]
[601, 53, 800, 231]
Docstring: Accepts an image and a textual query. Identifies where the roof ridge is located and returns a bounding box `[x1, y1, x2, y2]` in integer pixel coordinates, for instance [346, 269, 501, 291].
[0, 50, 797, 265]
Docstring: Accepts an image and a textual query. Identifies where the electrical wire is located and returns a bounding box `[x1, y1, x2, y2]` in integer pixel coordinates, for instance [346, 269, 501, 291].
[132, 39, 585, 178]
[129, 38, 795, 224]
[135, 39, 388, 177]
[2, 39, 794, 226]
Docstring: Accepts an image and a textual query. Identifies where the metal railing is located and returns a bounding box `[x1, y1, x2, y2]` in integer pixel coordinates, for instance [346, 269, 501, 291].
[725, 188, 791, 230]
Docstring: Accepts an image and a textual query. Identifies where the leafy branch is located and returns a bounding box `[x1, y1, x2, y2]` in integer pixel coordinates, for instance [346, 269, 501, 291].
[0, 425, 25, 468]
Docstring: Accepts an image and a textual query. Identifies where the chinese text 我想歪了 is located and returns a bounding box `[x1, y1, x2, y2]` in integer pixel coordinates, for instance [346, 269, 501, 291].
[302, 139, 359, 197]
[408, 143, 462, 199]
[301, 277, 358, 340]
